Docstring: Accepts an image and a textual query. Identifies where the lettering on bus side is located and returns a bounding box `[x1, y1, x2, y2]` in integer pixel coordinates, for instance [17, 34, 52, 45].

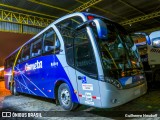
[51, 62, 58, 67]
[25, 60, 43, 71]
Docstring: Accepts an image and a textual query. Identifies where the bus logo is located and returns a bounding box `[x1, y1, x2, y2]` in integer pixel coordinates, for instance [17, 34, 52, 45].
[25, 60, 43, 71]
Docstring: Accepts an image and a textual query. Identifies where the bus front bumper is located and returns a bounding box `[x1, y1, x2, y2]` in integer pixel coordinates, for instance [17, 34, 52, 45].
[99, 81, 147, 108]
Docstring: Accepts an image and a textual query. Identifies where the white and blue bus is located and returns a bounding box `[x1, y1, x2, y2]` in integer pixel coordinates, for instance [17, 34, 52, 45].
[135, 31, 160, 86]
[4, 12, 147, 110]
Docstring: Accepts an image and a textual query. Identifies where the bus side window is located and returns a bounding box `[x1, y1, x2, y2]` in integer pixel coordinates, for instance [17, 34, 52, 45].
[56, 16, 83, 67]
[7, 59, 10, 68]
[43, 28, 60, 55]
[31, 35, 42, 58]
[5, 59, 9, 68]
[4, 60, 6, 69]
[21, 44, 31, 62]
[6, 54, 16, 68]
[74, 29, 98, 75]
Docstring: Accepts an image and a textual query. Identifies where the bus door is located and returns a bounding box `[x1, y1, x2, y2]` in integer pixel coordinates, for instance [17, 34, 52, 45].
[74, 29, 101, 107]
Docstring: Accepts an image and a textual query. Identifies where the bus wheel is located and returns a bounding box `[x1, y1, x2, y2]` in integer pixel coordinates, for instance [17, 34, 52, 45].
[11, 82, 19, 96]
[58, 83, 77, 111]
[9, 82, 11, 90]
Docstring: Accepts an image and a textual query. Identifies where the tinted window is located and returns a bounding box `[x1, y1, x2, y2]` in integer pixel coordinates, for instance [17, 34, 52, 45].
[5, 53, 17, 68]
[21, 44, 31, 62]
[56, 16, 83, 66]
[5, 59, 9, 68]
[31, 35, 42, 58]
[74, 29, 97, 75]
[43, 28, 60, 54]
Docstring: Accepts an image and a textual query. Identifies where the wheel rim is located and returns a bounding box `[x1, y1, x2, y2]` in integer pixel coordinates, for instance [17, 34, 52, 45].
[61, 89, 70, 106]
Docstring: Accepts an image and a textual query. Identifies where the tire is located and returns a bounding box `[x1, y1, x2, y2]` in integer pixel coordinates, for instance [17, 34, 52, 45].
[58, 83, 78, 111]
[9, 82, 11, 90]
[11, 82, 19, 96]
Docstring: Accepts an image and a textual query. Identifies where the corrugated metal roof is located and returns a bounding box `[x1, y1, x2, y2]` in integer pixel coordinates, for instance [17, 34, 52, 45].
[0, 0, 160, 32]
[1, 0, 160, 65]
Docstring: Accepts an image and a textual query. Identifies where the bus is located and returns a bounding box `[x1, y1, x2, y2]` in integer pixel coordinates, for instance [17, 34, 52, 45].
[147, 31, 160, 83]
[135, 41, 152, 84]
[135, 31, 160, 86]
[4, 12, 147, 111]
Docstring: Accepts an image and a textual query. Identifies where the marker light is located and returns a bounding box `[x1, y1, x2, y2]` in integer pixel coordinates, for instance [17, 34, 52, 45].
[87, 16, 94, 20]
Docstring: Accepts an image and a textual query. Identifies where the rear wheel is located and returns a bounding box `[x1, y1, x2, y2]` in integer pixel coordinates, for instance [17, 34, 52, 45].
[58, 83, 78, 111]
[11, 82, 19, 96]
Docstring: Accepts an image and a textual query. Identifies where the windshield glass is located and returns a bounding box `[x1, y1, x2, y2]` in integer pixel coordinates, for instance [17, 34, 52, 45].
[137, 45, 147, 56]
[91, 20, 143, 79]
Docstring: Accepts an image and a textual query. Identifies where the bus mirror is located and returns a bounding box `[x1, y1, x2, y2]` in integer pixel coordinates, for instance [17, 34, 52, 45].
[134, 32, 151, 45]
[146, 35, 151, 45]
[75, 19, 108, 40]
[92, 19, 108, 40]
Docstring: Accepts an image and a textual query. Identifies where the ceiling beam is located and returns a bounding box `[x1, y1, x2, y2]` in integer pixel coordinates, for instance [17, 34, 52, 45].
[28, 0, 103, 15]
[120, 10, 160, 26]
[118, 0, 160, 24]
[76, 0, 127, 20]
[70, 0, 102, 13]
[140, 27, 160, 33]
[28, 0, 127, 20]
[0, 3, 58, 19]
[0, 9, 52, 27]
[28, 0, 70, 13]
[118, 0, 145, 15]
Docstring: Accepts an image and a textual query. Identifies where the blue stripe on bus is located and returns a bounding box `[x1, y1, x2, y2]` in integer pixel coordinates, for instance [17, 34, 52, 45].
[14, 55, 79, 103]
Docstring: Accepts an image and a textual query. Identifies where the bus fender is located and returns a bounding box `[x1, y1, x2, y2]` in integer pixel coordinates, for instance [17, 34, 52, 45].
[54, 79, 79, 103]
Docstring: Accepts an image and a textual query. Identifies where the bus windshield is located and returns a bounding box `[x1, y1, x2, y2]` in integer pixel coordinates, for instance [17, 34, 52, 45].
[92, 20, 143, 79]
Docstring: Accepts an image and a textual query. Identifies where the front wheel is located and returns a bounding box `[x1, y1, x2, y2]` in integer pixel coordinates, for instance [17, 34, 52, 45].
[58, 83, 78, 111]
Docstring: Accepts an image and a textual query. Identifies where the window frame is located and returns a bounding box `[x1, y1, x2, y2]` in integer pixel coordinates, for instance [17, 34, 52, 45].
[21, 43, 31, 62]
[42, 28, 61, 55]
[30, 34, 43, 59]
[73, 29, 98, 79]
[56, 16, 98, 79]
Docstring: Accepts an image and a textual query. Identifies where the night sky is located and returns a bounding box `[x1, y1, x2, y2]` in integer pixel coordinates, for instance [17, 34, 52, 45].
[0, 32, 33, 66]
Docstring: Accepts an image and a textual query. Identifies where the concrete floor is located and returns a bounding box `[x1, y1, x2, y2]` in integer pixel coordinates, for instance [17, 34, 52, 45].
[0, 80, 160, 120]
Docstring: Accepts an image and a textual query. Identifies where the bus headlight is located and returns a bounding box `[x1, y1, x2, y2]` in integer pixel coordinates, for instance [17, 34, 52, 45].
[105, 77, 122, 89]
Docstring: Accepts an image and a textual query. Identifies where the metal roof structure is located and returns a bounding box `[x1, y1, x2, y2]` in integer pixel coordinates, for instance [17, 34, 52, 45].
[0, 0, 160, 33]
[0, 0, 160, 65]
